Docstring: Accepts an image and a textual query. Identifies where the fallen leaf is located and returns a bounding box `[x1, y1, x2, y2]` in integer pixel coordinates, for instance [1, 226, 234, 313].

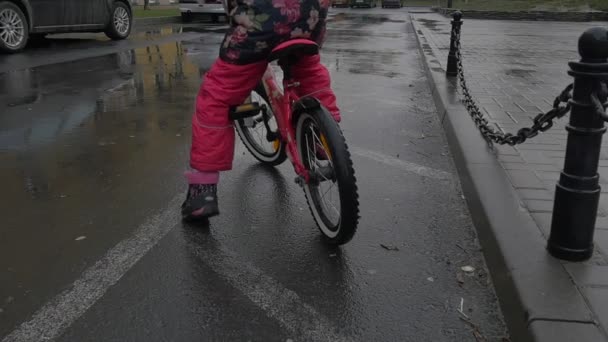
[380, 244, 399, 251]
[461, 265, 475, 273]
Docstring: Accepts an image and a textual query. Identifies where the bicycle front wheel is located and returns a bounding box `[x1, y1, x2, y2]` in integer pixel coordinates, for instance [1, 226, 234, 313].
[296, 106, 360, 245]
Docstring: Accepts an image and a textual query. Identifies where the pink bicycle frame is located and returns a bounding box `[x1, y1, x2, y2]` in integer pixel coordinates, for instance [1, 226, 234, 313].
[260, 65, 310, 182]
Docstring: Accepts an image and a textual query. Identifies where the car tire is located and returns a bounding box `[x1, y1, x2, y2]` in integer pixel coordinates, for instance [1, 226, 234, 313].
[105, 1, 132, 40]
[181, 12, 193, 23]
[0, 1, 29, 53]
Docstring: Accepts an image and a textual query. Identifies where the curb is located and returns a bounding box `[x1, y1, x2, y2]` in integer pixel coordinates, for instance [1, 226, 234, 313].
[431, 7, 608, 22]
[409, 15, 606, 342]
[134, 16, 182, 26]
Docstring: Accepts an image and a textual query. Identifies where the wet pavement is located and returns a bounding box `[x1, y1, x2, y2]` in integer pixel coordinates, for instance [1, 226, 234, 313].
[1, 9, 507, 341]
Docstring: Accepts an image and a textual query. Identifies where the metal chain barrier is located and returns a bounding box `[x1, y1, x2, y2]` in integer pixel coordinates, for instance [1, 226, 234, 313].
[450, 26, 608, 146]
[591, 80, 608, 121]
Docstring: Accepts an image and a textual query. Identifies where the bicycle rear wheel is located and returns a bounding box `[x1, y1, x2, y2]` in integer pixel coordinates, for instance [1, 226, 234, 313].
[235, 83, 287, 166]
[296, 105, 359, 245]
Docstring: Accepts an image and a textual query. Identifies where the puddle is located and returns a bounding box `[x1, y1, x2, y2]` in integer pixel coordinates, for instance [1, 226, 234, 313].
[329, 12, 407, 24]
[0, 40, 206, 152]
[416, 18, 443, 31]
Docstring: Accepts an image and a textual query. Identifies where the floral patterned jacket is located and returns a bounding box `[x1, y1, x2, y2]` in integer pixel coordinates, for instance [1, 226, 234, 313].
[220, 0, 330, 64]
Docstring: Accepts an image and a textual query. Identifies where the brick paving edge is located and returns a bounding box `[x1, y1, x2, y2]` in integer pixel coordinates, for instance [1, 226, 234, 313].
[432, 7, 608, 22]
[409, 14, 607, 342]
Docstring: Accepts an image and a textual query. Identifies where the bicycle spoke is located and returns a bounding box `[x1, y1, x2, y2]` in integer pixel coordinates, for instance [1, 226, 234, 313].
[311, 129, 334, 168]
[254, 125, 265, 146]
[320, 182, 335, 202]
[305, 132, 314, 171]
[320, 184, 340, 218]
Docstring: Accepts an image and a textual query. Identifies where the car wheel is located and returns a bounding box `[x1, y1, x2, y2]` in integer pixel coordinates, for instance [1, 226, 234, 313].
[181, 12, 193, 23]
[105, 1, 132, 40]
[0, 1, 28, 53]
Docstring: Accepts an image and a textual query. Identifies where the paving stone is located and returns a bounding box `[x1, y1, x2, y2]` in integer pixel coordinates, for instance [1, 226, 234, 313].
[506, 169, 545, 189]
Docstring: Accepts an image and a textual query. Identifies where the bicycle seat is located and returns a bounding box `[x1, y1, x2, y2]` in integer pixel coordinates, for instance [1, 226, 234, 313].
[268, 39, 319, 63]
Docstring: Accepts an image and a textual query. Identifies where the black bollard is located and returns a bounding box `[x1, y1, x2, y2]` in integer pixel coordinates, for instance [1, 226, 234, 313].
[446, 11, 463, 77]
[548, 27, 608, 261]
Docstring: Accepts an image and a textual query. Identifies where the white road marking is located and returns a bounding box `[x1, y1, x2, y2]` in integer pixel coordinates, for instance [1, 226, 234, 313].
[2, 192, 348, 341]
[190, 242, 351, 342]
[2, 195, 183, 342]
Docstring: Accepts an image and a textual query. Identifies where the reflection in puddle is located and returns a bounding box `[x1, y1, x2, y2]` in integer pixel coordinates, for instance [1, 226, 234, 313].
[0, 40, 206, 152]
[0, 39, 212, 211]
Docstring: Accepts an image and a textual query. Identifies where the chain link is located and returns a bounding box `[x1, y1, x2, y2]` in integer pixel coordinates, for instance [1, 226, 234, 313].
[591, 80, 608, 121]
[452, 28, 573, 146]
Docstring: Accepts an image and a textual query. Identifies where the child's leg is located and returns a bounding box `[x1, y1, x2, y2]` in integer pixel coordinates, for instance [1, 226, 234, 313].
[190, 58, 268, 173]
[183, 58, 267, 220]
[290, 54, 341, 122]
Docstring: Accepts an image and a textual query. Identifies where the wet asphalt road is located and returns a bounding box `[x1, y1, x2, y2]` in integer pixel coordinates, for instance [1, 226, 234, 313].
[0, 8, 507, 341]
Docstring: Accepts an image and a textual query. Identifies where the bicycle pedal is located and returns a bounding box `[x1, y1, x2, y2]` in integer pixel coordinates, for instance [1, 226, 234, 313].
[229, 102, 261, 121]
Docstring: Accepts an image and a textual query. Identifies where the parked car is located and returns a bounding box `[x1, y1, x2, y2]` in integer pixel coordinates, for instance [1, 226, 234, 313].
[350, 0, 377, 8]
[0, 0, 133, 53]
[331, 0, 350, 7]
[381, 0, 402, 7]
[178, 0, 226, 23]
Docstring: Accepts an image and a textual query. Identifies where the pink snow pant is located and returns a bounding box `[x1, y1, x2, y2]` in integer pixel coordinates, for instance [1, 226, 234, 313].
[190, 55, 340, 172]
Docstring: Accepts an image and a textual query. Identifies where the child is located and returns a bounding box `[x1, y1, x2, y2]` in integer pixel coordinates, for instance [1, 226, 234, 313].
[182, 0, 341, 220]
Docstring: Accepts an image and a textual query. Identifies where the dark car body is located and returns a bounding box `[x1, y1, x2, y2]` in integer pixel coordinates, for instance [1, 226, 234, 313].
[381, 0, 402, 7]
[0, 0, 133, 53]
[331, 0, 350, 7]
[350, 0, 377, 8]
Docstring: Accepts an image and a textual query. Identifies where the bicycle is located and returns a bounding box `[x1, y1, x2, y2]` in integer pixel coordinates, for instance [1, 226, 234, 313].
[229, 39, 360, 245]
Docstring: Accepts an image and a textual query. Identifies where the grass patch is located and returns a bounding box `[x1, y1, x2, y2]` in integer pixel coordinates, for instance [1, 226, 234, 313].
[405, 0, 608, 11]
[133, 6, 180, 18]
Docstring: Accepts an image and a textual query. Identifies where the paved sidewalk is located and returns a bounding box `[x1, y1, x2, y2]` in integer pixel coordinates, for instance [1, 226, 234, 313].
[411, 11, 608, 342]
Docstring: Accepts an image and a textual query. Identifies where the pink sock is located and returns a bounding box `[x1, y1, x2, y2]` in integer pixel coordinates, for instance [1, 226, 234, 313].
[184, 170, 219, 185]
